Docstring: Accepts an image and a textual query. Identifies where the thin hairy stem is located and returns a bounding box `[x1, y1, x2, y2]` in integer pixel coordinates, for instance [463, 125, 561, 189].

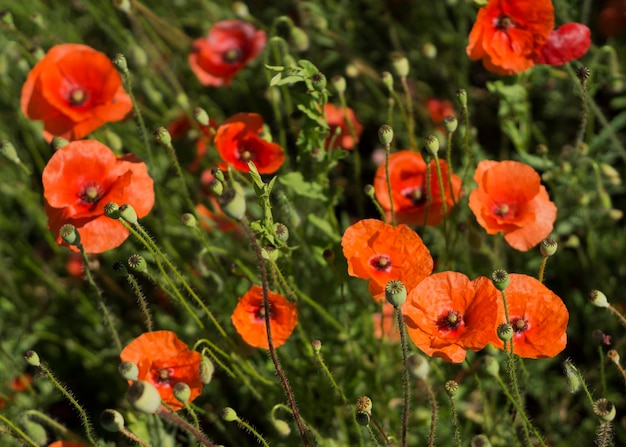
[157, 409, 215, 447]
[396, 308, 410, 447]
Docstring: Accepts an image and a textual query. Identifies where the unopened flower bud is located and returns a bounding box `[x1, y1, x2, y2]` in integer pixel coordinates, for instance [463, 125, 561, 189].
[221, 407, 238, 422]
[607, 349, 620, 364]
[497, 323, 513, 341]
[381, 71, 393, 90]
[356, 396, 372, 414]
[100, 409, 125, 432]
[593, 398, 615, 422]
[273, 418, 291, 437]
[378, 124, 393, 146]
[424, 135, 439, 156]
[391, 54, 409, 77]
[589, 290, 609, 308]
[456, 88, 467, 107]
[112, 53, 129, 73]
[443, 115, 458, 133]
[232, 1, 249, 18]
[119, 204, 138, 224]
[104, 202, 120, 219]
[119, 361, 139, 381]
[331, 75, 346, 94]
[24, 350, 40, 367]
[407, 353, 429, 379]
[29, 13, 44, 28]
[471, 434, 492, 447]
[153, 127, 172, 146]
[311, 72, 326, 91]
[193, 107, 210, 126]
[208, 179, 224, 196]
[173, 382, 191, 404]
[0, 11, 15, 29]
[200, 356, 215, 385]
[22, 418, 47, 445]
[211, 167, 225, 183]
[312, 340, 322, 353]
[421, 42, 437, 59]
[355, 411, 370, 426]
[0, 140, 20, 164]
[563, 359, 581, 394]
[364, 184, 375, 197]
[218, 188, 246, 221]
[290, 26, 310, 52]
[385, 280, 406, 308]
[59, 224, 80, 246]
[540, 237, 558, 257]
[491, 269, 510, 291]
[51, 136, 69, 150]
[181, 213, 197, 228]
[127, 381, 161, 414]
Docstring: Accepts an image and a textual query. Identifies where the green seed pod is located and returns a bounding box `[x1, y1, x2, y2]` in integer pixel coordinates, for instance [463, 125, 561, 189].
[112, 53, 129, 73]
[385, 280, 406, 308]
[127, 381, 161, 414]
[119, 361, 139, 381]
[181, 213, 197, 228]
[153, 127, 172, 146]
[391, 54, 409, 77]
[311, 72, 327, 91]
[445, 380, 459, 396]
[100, 409, 125, 432]
[491, 269, 510, 291]
[355, 411, 370, 427]
[593, 398, 616, 422]
[128, 254, 147, 273]
[456, 89, 467, 107]
[407, 353, 430, 379]
[540, 237, 558, 257]
[443, 115, 458, 133]
[331, 75, 346, 94]
[497, 323, 513, 341]
[104, 202, 120, 219]
[355, 396, 372, 414]
[219, 188, 247, 221]
[274, 223, 289, 243]
[424, 135, 440, 156]
[59, 224, 80, 246]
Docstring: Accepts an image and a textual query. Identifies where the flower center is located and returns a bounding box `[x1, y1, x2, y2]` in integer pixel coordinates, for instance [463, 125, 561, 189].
[69, 87, 88, 106]
[255, 304, 272, 322]
[402, 187, 425, 205]
[493, 203, 511, 218]
[223, 48, 244, 64]
[495, 14, 514, 30]
[436, 310, 464, 332]
[238, 149, 256, 162]
[369, 254, 392, 273]
[511, 317, 529, 334]
[78, 181, 103, 205]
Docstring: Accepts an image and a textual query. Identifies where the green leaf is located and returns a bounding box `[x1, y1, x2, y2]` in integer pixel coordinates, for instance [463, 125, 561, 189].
[278, 172, 327, 200]
[308, 214, 340, 242]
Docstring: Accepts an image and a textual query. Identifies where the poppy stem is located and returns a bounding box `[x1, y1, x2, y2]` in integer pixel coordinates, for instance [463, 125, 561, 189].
[420, 378, 438, 447]
[77, 243, 122, 353]
[125, 272, 153, 331]
[400, 76, 417, 151]
[538, 256, 548, 283]
[271, 403, 325, 441]
[384, 141, 396, 225]
[446, 130, 457, 206]
[155, 134, 198, 216]
[240, 216, 312, 447]
[607, 304, 626, 327]
[395, 308, 410, 447]
[231, 414, 271, 447]
[120, 427, 151, 447]
[0, 414, 40, 447]
[157, 409, 216, 447]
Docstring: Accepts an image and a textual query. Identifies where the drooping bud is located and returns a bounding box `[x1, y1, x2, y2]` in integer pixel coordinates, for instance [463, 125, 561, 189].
[119, 361, 139, 381]
[200, 356, 215, 385]
[407, 353, 430, 379]
[563, 359, 581, 394]
[173, 382, 191, 404]
[491, 269, 510, 291]
[100, 409, 126, 432]
[540, 237, 558, 257]
[272, 418, 291, 437]
[290, 26, 310, 52]
[589, 290, 609, 308]
[127, 381, 161, 414]
[385, 280, 406, 308]
[378, 124, 393, 146]
[221, 407, 238, 422]
[22, 418, 47, 445]
[193, 107, 210, 126]
[218, 188, 247, 221]
[24, 350, 40, 367]
[119, 204, 138, 225]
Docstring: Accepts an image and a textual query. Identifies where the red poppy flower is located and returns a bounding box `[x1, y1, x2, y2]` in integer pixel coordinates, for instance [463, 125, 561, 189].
[21, 43, 132, 141]
[466, 0, 555, 75]
[488, 274, 568, 358]
[341, 219, 433, 301]
[189, 20, 267, 87]
[324, 103, 363, 150]
[426, 98, 455, 132]
[47, 442, 88, 447]
[536, 23, 591, 66]
[373, 150, 462, 226]
[168, 114, 217, 172]
[468, 160, 557, 251]
[42, 140, 154, 253]
[120, 331, 203, 411]
[213, 112, 285, 174]
[403, 272, 500, 363]
[231, 285, 298, 349]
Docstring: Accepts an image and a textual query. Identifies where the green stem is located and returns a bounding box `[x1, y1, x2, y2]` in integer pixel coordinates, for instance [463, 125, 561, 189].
[396, 308, 410, 447]
[538, 256, 548, 284]
[385, 142, 396, 225]
[126, 273, 153, 331]
[120, 68, 153, 166]
[366, 424, 382, 447]
[234, 416, 270, 447]
[446, 130, 457, 205]
[160, 139, 197, 214]
[400, 76, 416, 150]
[448, 394, 462, 447]
[157, 409, 215, 447]
[313, 349, 348, 404]
[423, 379, 438, 447]
[0, 414, 39, 447]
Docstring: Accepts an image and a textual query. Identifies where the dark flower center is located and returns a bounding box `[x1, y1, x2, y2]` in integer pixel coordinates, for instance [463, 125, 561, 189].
[495, 14, 514, 30]
[69, 87, 88, 106]
[78, 180, 103, 205]
[223, 48, 244, 64]
[154, 367, 174, 386]
[238, 149, 256, 162]
[402, 187, 425, 205]
[255, 304, 272, 321]
[493, 203, 512, 218]
[511, 317, 529, 334]
[369, 254, 392, 273]
[437, 310, 464, 332]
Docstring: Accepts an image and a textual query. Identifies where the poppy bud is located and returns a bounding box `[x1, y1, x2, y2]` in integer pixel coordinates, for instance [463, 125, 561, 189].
[119, 203, 138, 225]
[355, 411, 370, 426]
[311, 339, 322, 353]
[540, 237, 558, 257]
[29, 13, 44, 28]
[192, 107, 209, 127]
[0, 11, 15, 29]
[211, 167, 225, 183]
[128, 254, 147, 273]
[482, 356, 499, 378]
[0, 140, 20, 164]
[593, 398, 616, 422]
[589, 290, 609, 308]
[322, 249, 335, 264]
[378, 124, 393, 146]
[112, 53, 129, 74]
[59, 224, 81, 246]
[391, 54, 409, 77]
[101, 409, 126, 432]
[407, 353, 429, 379]
[219, 188, 246, 221]
[497, 323, 514, 341]
[609, 209, 623, 221]
[443, 115, 458, 133]
[355, 396, 372, 414]
[491, 269, 510, 291]
[456, 89, 467, 108]
[311, 72, 327, 91]
[424, 135, 439, 156]
[381, 71, 393, 91]
[153, 127, 172, 146]
[289, 26, 310, 52]
[563, 359, 581, 394]
[385, 280, 406, 308]
[200, 356, 215, 385]
[50, 136, 69, 150]
[445, 379, 459, 396]
[113, 0, 132, 13]
[208, 179, 224, 196]
[272, 419, 291, 437]
[331, 75, 346, 94]
[24, 350, 40, 367]
[421, 42, 437, 59]
[471, 435, 492, 447]
[221, 407, 238, 422]
[127, 380, 161, 414]
[181, 213, 197, 228]
[119, 361, 139, 381]
[104, 202, 120, 219]
[173, 382, 191, 404]
[274, 222, 289, 243]
[23, 418, 47, 445]
[262, 245, 279, 262]
[232, 1, 249, 18]
[364, 184, 375, 198]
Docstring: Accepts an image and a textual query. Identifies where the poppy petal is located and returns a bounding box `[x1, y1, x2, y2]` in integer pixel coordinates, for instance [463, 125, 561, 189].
[536, 23, 591, 65]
